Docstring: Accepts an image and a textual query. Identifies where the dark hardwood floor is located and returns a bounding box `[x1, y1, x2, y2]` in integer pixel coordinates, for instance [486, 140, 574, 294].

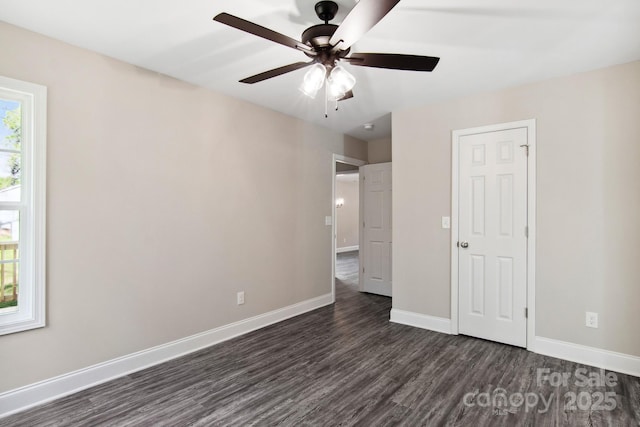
[335, 250, 360, 289]
[2, 250, 639, 426]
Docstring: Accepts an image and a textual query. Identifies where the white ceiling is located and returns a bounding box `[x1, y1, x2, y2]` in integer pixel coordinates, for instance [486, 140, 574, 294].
[1, 0, 639, 141]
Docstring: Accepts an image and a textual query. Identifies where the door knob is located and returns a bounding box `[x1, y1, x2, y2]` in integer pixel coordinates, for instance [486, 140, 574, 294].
[460, 241, 469, 248]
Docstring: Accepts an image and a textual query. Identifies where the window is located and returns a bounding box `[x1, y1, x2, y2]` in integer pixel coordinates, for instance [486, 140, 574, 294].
[0, 76, 46, 335]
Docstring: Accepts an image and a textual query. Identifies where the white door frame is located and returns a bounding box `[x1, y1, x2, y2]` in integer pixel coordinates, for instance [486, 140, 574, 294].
[332, 154, 367, 303]
[450, 119, 537, 351]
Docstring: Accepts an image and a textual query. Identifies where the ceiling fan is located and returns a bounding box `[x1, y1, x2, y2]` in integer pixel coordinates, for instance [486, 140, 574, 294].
[213, 0, 440, 113]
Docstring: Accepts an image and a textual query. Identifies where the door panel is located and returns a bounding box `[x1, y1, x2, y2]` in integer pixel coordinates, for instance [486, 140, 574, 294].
[498, 175, 514, 237]
[470, 255, 485, 315]
[497, 256, 514, 320]
[361, 163, 392, 297]
[369, 241, 384, 279]
[471, 177, 485, 236]
[368, 191, 384, 229]
[458, 128, 527, 347]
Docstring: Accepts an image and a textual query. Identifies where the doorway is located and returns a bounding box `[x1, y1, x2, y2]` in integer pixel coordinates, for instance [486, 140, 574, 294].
[332, 155, 366, 303]
[451, 120, 536, 349]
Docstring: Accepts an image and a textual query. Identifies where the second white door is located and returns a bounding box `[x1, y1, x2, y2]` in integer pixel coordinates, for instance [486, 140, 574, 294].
[458, 128, 528, 347]
[361, 163, 392, 297]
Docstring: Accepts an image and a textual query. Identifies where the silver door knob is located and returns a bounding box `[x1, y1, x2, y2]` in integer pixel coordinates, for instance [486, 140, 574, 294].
[460, 241, 469, 248]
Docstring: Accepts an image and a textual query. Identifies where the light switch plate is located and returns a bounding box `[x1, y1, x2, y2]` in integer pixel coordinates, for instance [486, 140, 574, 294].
[325, 216, 332, 226]
[586, 312, 598, 328]
[442, 216, 451, 229]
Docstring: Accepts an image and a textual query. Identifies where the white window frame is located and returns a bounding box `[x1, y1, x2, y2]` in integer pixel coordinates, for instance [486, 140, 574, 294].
[0, 76, 47, 335]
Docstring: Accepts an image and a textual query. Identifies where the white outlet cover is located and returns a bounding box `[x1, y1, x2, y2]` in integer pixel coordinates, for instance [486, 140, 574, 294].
[325, 216, 332, 226]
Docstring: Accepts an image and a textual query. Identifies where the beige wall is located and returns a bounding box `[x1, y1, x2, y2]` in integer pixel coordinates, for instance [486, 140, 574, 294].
[393, 61, 640, 357]
[336, 177, 359, 249]
[367, 137, 392, 164]
[0, 22, 367, 393]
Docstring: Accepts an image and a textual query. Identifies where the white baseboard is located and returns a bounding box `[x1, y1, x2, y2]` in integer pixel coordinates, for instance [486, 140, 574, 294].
[0, 293, 333, 418]
[389, 308, 452, 335]
[336, 245, 359, 254]
[389, 309, 640, 378]
[533, 336, 640, 378]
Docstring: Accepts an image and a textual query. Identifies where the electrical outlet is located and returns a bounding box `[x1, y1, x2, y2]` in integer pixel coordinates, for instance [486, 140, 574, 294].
[586, 312, 598, 328]
[237, 291, 245, 305]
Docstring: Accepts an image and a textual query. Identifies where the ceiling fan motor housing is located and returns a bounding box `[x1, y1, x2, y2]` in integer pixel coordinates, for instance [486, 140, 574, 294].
[304, 1, 340, 54]
[303, 2, 348, 66]
[302, 24, 337, 50]
[301, 24, 349, 65]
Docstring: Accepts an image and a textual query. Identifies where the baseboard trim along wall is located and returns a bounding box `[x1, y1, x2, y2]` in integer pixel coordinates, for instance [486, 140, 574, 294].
[389, 308, 452, 335]
[533, 336, 640, 378]
[390, 308, 640, 378]
[336, 245, 359, 254]
[0, 293, 333, 419]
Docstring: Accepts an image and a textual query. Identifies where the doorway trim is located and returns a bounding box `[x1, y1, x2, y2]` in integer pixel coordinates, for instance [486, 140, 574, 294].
[450, 119, 536, 351]
[332, 154, 367, 303]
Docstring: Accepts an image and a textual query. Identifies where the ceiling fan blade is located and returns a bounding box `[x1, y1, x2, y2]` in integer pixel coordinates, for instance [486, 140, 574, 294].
[345, 53, 440, 72]
[239, 62, 313, 84]
[214, 13, 313, 54]
[329, 0, 401, 50]
[338, 90, 354, 101]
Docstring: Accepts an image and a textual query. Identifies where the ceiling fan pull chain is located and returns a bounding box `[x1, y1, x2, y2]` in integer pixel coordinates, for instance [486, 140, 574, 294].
[335, 99, 339, 111]
[325, 81, 329, 118]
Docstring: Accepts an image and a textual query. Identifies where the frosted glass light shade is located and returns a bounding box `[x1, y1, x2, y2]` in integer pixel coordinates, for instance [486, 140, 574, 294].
[328, 65, 356, 96]
[327, 80, 346, 101]
[300, 63, 327, 98]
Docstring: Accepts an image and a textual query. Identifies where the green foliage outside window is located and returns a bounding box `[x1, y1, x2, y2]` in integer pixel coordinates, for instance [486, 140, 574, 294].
[0, 106, 21, 190]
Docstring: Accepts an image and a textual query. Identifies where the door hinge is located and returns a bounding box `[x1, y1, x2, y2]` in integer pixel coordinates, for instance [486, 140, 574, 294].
[362, 267, 365, 273]
[525, 226, 529, 238]
[520, 144, 530, 156]
[525, 308, 528, 318]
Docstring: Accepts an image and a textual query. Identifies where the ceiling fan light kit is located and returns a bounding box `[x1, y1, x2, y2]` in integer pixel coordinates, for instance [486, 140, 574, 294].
[213, 0, 440, 116]
[300, 63, 327, 98]
[327, 65, 356, 99]
[300, 63, 356, 98]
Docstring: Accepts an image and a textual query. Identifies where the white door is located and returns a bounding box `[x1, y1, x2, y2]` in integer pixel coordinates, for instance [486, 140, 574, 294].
[361, 163, 392, 297]
[458, 128, 528, 347]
